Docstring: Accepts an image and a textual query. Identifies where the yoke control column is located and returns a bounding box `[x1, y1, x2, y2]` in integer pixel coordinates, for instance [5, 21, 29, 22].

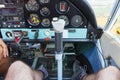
[52, 18, 65, 80]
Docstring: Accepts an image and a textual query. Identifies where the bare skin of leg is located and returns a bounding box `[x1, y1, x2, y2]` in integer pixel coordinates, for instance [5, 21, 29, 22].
[0, 46, 9, 75]
[83, 66, 120, 80]
[5, 61, 44, 80]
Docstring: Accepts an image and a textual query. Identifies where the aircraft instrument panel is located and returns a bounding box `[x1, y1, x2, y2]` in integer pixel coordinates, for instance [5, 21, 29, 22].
[0, 0, 103, 42]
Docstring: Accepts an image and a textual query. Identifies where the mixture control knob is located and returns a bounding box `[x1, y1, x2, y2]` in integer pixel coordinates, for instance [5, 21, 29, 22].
[6, 31, 13, 38]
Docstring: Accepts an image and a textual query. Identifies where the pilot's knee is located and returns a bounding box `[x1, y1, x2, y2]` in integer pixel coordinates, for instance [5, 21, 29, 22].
[10, 60, 27, 68]
[97, 66, 120, 79]
[99, 66, 120, 74]
[105, 66, 120, 73]
[9, 60, 32, 72]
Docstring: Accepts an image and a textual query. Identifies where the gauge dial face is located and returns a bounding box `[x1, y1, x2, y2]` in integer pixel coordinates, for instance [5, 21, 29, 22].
[71, 15, 83, 27]
[56, 1, 69, 14]
[40, 7, 50, 16]
[6, 31, 12, 38]
[39, 0, 50, 4]
[44, 29, 50, 36]
[26, 0, 39, 11]
[27, 14, 40, 26]
[59, 15, 69, 26]
[41, 18, 50, 27]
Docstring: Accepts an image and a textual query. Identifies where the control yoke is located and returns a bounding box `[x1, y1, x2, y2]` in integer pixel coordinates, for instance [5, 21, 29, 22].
[52, 17, 65, 80]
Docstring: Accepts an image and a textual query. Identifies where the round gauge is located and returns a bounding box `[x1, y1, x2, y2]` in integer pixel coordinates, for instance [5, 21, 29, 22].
[59, 15, 69, 26]
[27, 14, 40, 26]
[6, 31, 12, 38]
[44, 29, 50, 36]
[71, 15, 83, 27]
[56, 1, 69, 14]
[39, 0, 50, 4]
[40, 7, 50, 17]
[41, 18, 50, 27]
[25, 0, 39, 11]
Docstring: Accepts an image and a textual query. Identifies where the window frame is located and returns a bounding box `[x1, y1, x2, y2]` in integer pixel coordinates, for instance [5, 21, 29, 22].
[105, 0, 120, 31]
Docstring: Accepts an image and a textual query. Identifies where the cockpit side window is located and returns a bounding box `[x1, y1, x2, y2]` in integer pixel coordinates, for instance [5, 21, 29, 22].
[110, 15, 120, 39]
[87, 0, 116, 28]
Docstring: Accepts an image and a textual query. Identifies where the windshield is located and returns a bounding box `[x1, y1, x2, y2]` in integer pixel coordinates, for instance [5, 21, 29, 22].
[87, 0, 116, 28]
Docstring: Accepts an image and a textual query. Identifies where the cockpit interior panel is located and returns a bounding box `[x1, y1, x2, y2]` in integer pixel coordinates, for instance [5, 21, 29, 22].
[0, 0, 103, 42]
[0, 0, 103, 79]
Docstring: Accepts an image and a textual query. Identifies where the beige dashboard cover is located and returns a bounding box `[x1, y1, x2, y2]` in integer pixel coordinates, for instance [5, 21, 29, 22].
[0, 46, 9, 75]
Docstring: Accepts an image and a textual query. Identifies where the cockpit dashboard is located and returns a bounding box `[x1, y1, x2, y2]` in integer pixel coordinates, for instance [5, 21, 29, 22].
[0, 0, 102, 42]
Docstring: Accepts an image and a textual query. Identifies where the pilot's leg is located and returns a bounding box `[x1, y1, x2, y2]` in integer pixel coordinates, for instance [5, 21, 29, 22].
[72, 60, 120, 80]
[83, 66, 120, 80]
[5, 61, 47, 80]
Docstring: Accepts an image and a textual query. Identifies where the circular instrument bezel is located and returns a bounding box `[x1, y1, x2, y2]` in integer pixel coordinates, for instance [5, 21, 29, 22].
[59, 15, 69, 26]
[41, 18, 50, 27]
[27, 14, 40, 26]
[55, 1, 70, 14]
[40, 7, 50, 17]
[71, 15, 83, 27]
[25, 0, 39, 11]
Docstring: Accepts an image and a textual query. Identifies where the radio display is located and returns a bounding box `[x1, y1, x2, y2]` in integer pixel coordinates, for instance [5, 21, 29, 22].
[2, 8, 17, 15]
